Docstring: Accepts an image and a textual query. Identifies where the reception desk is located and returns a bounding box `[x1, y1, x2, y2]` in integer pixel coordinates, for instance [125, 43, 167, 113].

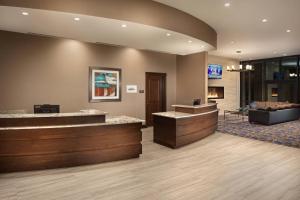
[172, 104, 217, 114]
[0, 111, 107, 127]
[0, 112, 143, 173]
[153, 104, 218, 148]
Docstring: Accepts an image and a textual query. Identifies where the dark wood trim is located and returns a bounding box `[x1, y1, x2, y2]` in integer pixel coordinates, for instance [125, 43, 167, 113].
[141, 124, 148, 129]
[145, 72, 167, 126]
[0, 115, 106, 127]
[153, 110, 218, 149]
[174, 104, 217, 114]
[145, 72, 167, 111]
[0, 145, 141, 172]
[89, 67, 122, 103]
[0, 123, 142, 173]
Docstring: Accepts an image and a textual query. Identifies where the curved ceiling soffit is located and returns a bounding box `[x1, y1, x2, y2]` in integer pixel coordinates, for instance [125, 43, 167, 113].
[0, 0, 217, 49]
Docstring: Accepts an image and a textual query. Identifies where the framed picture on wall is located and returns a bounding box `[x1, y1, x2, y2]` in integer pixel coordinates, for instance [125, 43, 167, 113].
[89, 67, 122, 102]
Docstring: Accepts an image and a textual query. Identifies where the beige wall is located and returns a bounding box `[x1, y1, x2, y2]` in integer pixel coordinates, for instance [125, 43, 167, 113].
[208, 55, 240, 113]
[0, 0, 217, 48]
[176, 52, 208, 105]
[0, 31, 177, 119]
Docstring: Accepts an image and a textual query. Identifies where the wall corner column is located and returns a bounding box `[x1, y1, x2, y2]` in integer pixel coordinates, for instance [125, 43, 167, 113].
[176, 52, 208, 105]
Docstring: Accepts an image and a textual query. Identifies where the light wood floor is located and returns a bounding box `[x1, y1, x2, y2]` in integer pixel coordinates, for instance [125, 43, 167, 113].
[1, 128, 300, 200]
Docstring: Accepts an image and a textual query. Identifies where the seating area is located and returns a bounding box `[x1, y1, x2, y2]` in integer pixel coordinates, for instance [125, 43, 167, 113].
[219, 115, 300, 148]
[249, 101, 300, 125]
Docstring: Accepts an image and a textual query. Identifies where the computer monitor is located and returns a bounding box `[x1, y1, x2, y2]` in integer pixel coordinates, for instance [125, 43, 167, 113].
[34, 104, 60, 114]
[193, 99, 201, 106]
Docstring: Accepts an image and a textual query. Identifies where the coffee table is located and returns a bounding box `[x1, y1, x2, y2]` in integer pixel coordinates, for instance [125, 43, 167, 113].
[224, 109, 247, 121]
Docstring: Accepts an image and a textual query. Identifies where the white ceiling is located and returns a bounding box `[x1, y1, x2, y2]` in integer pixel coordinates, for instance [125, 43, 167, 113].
[155, 0, 300, 60]
[0, 6, 214, 55]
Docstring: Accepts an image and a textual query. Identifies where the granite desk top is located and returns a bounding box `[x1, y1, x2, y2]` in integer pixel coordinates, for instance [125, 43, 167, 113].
[171, 103, 216, 109]
[0, 111, 108, 119]
[0, 116, 144, 131]
[153, 110, 219, 119]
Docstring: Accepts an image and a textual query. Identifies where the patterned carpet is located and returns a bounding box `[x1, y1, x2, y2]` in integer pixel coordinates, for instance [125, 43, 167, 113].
[218, 115, 300, 148]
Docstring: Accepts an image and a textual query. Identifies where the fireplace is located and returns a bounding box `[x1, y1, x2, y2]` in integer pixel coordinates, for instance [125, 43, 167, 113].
[208, 87, 224, 99]
[271, 88, 278, 97]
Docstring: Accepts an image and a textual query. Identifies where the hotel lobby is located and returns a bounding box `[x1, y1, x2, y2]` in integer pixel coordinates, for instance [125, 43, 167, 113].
[0, 0, 300, 200]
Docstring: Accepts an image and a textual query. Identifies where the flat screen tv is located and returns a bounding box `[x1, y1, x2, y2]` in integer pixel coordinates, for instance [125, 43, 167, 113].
[208, 64, 222, 79]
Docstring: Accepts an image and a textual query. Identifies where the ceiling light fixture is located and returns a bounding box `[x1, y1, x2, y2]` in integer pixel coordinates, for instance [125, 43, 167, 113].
[121, 24, 127, 28]
[286, 29, 291, 33]
[283, 53, 287, 56]
[227, 64, 254, 72]
[262, 19, 268, 23]
[74, 17, 80, 21]
[188, 40, 193, 43]
[224, 3, 231, 7]
[166, 33, 171, 37]
[22, 12, 29, 16]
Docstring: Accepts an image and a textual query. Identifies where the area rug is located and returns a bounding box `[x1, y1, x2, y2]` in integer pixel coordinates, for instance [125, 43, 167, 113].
[218, 115, 300, 148]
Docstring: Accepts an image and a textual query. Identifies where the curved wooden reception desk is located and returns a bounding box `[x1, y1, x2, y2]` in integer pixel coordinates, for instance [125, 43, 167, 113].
[0, 113, 143, 173]
[153, 104, 218, 148]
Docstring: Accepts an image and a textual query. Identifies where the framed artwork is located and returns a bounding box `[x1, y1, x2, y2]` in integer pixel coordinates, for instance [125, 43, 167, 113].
[89, 67, 122, 102]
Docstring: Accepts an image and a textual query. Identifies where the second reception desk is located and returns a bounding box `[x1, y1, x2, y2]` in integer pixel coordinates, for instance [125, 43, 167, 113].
[153, 104, 218, 148]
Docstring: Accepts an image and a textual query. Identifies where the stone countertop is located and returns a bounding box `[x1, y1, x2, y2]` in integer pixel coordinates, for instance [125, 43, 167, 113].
[171, 103, 216, 109]
[0, 111, 108, 118]
[153, 110, 219, 119]
[0, 116, 144, 130]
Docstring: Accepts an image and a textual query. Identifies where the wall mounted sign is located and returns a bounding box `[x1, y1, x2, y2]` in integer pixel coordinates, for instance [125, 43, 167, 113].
[126, 85, 138, 93]
[89, 67, 121, 102]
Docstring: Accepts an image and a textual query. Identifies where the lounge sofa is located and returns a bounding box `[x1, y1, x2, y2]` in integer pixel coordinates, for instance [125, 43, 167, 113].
[249, 101, 300, 125]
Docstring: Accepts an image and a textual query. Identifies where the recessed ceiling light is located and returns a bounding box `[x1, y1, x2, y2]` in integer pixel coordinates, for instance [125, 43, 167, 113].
[74, 17, 80, 21]
[22, 12, 29, 16]
[121, 24, 127, 28]
[201, 45, 205, 48]
[166, 33, 171, 37]
[224, 3, 231, 7]
[262, 19, 268, 23]
[283, 53, 287, 56]
[188, 40, 193, 43]
[286, 29, 291, 33]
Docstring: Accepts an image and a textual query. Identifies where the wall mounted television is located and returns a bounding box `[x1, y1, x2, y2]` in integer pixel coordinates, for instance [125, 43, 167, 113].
[208, 64, 222, 79]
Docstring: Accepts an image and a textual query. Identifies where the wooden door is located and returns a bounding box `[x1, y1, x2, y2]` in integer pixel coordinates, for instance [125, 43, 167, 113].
[146, 73, 166, 126]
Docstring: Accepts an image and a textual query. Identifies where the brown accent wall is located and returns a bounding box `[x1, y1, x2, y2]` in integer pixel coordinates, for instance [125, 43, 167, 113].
[176, 52, 208, 105]
[0, 31, 177, 119]
[0, 0, 217, 48]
